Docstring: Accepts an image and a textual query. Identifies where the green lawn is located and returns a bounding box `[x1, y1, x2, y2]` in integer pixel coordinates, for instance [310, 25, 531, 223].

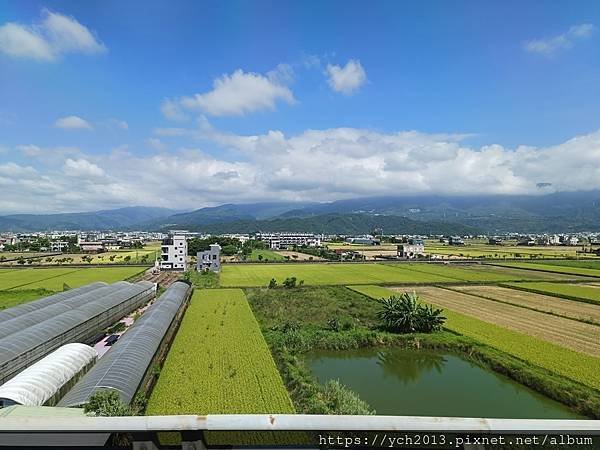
[220, 263, 458, 287]
[0, 267, 146, 291]
[504, 282, 600, 305]
[494, 262, 600, 278]
[146, 289, 294, 415]
[349, 285, 600, 390]
[248, 249, 285, 262]
[0, 289, 54, 310]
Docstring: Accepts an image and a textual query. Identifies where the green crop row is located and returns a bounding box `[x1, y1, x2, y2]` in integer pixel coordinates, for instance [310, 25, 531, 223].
[146, 288, 294, 415]
[503, 282, 600, 306]
[349, 285, 600, 390]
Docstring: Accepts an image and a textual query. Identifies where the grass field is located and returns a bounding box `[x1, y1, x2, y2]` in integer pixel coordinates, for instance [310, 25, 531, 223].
[0, 267, 146, 291]
[246, 286, 381, 330]
[146, 289, 294, 415]
[452, 285, 600, 325]
[0, 288, 54, 310]
[505, 282, 600, 305]
[390, 286, 600, 357]
[220, 263, 459, 287]
[248, 249, 285, 262]
[495, 262, 600, 278]
[349, 285, 600, 390]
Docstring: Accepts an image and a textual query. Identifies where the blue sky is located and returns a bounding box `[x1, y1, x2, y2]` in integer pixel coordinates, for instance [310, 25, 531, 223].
[1, 1, 599, 213]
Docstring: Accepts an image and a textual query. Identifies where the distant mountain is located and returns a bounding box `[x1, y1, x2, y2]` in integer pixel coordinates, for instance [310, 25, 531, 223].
[277, 192, 600, 233]
[0, 207, 179, 232]
[173, 213, 481, 236]
[138, 201, 316, 229]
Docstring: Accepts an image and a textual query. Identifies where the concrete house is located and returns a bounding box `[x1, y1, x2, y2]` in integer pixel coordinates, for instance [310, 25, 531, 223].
[160, 235, 188, 271]
[397, 239, 425, 259]
[197, 243, 221, 273]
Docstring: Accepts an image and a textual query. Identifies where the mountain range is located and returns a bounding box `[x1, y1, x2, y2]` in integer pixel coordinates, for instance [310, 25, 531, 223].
[2, 191, 600, 234]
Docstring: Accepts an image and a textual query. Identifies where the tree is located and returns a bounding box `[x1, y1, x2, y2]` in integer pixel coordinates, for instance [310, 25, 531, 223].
[258, 254, 264, 262]
[376, 292, 445, 333]
[123, 255, 132, 263]
[17, 257, 25, 265]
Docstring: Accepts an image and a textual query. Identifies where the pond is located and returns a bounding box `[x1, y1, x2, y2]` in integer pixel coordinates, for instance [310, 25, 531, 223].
[306, 347, 580, 418]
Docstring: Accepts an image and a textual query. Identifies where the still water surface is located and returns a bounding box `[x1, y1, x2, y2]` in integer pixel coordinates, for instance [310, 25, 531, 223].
[307, 347, 580, 418]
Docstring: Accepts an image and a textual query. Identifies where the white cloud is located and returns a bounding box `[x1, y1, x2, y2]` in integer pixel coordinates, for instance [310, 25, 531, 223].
[54, 115, 92, 130]
[163, 67, 295, 119]
[146, 138, 167, 151]
[4, 126, 600, 213]
[63, 158, 105, 178]
[160, 98, 189, 122]
[325, 59, 367, 95]
[107, 118, 128, 131]
[524, 24, 596, 56]
[0, 10, 105, 61]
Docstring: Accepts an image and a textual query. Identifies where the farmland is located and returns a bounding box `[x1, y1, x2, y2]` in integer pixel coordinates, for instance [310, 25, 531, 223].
[452, 285, 600, 324]
[390, 286, 600, 357]
[0, 288, 53, 310]
[0, 266, 146, 291]
[146, 289, 294, 415]
[505, 282, 600, 305]
[423, 240, 596, 259]
[220, 262, 586, 287]
[494, 261, 600, 278]
[349, 285, 600, 390]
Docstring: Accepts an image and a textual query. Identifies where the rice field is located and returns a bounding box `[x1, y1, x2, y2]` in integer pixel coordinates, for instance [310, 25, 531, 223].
[349, 285, 600, 389]
[220, 263, 458, 287]
[386, 286, 600, 357]
[146, 289, 294, 415]
[505, 282, 600, 305]
[0, 288, 53, 310]
[494, 262, 600, 278]
[391, 263, 582, 282]
[219, 262, 575, 287]
[452, 285, 600, 325]
[0, 267, 146, 291]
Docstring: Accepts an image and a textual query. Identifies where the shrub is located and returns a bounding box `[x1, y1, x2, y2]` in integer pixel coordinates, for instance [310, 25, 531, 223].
[376, 292, 445, 333]
[283, 277, 297, 288]
[85, 389, 132, 416]
[268, 278, 277, 289]
[321, 380, 375, 415]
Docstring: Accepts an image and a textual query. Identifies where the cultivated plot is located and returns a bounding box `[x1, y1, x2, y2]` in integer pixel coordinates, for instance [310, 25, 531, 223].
[392, 263, 582, 282]
[506, 282, 600, 305]
[0, 267, 145, 291]
[496, 262, 600, 278]
[387, 286, 600, 357]
[146, 288, 294, 415]
[453, 285, 600, 325]
[219, 263, 457, 287]
[349, 285, 600, 390]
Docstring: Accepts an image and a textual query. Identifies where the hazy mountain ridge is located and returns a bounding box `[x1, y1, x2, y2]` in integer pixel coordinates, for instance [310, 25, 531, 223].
[1, 191, 600, 233]
[0, 207, 179, 232]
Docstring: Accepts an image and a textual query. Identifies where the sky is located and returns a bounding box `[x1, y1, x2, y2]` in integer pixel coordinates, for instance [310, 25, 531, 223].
[1, 0, 600, 214]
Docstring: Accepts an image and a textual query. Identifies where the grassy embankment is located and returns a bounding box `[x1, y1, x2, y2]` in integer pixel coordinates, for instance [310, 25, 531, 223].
[349, 285, 600, 418]
[503, 281, 600, 305]
[493, 261, 600, 278]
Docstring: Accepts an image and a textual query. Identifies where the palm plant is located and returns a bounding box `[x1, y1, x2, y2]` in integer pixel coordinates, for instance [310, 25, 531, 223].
[376, 292, 445, 333]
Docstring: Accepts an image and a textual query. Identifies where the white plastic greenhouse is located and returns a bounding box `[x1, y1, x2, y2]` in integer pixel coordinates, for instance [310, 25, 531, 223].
[0, 343, 98, 408]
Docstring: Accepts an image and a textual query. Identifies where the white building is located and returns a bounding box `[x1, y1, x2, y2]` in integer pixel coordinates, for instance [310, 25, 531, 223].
[256, 232, 321, 250]
[50, 241, 69, 252]
[160, 235, 188, 271]
[397, 239, 425, 259]
[197, 243, 221, 273]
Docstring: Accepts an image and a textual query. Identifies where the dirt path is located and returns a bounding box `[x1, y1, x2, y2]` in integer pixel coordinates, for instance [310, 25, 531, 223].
[137, 269, 182, 288]
[389, 286, 600, 357]
[452, 285, 600, 325]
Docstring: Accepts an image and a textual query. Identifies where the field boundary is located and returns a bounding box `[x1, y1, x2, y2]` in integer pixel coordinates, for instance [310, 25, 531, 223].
[486, 262, 600, 279]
